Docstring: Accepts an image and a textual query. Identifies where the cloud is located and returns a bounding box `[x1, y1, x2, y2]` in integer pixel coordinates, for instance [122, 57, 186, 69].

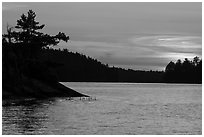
[57, 39, 159, 60]
[57, 40, 128, 61]
[2, 3, 27, 11]
[55, 34, 201, 71]
[129, 34, 202, 60]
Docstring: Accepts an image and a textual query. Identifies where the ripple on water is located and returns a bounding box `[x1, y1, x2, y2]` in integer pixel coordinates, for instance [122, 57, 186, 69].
[2, 83, 202, 135]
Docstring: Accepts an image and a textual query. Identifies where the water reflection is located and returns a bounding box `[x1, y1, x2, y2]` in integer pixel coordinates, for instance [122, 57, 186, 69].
[2, 83, 202, 135]
[3, 98, 57, 134]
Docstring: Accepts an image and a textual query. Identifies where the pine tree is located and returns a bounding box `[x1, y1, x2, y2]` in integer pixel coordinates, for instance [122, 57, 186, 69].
[3, 10, 69, 52]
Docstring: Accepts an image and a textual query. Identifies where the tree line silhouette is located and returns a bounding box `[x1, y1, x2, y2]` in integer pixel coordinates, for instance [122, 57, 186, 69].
[2, 10, 202, 98]
[39, 48, 201, 84]
[164, 57, 202, 83]
[39, 48, 164, 83]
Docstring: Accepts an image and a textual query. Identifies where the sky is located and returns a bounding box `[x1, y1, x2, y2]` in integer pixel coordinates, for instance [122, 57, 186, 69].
[2, 2, 202, 71]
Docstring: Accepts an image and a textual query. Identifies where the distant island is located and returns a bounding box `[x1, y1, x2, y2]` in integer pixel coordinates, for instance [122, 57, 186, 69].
[2, 10, 202, 99]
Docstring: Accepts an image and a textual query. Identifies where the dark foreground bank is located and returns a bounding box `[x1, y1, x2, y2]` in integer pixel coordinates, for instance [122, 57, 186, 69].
[3, 78, 88, 99]
[2, 10, 89, 100]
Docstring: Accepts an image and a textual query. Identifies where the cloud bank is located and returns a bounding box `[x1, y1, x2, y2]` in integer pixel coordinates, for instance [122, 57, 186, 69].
[57, 34, 201, 71]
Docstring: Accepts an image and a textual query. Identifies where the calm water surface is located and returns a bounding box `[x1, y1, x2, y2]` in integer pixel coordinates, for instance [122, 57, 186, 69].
[2, 83, 202, 135]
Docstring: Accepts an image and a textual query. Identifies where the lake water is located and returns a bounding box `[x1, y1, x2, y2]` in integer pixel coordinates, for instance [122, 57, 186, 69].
[2, 83, 202, 135]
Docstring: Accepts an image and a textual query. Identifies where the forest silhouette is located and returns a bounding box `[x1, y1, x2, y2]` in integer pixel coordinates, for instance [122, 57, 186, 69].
[2, 10, 87, 99]
[2, 10, 202, 99]
[164, 57, 202, 83]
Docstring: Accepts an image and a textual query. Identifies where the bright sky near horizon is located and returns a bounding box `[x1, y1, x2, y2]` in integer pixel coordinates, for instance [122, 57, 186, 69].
[2, 2, 202, 71]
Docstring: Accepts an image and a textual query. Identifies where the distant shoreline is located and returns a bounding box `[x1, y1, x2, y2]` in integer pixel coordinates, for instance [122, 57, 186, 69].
[61, 81, 202, 85]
